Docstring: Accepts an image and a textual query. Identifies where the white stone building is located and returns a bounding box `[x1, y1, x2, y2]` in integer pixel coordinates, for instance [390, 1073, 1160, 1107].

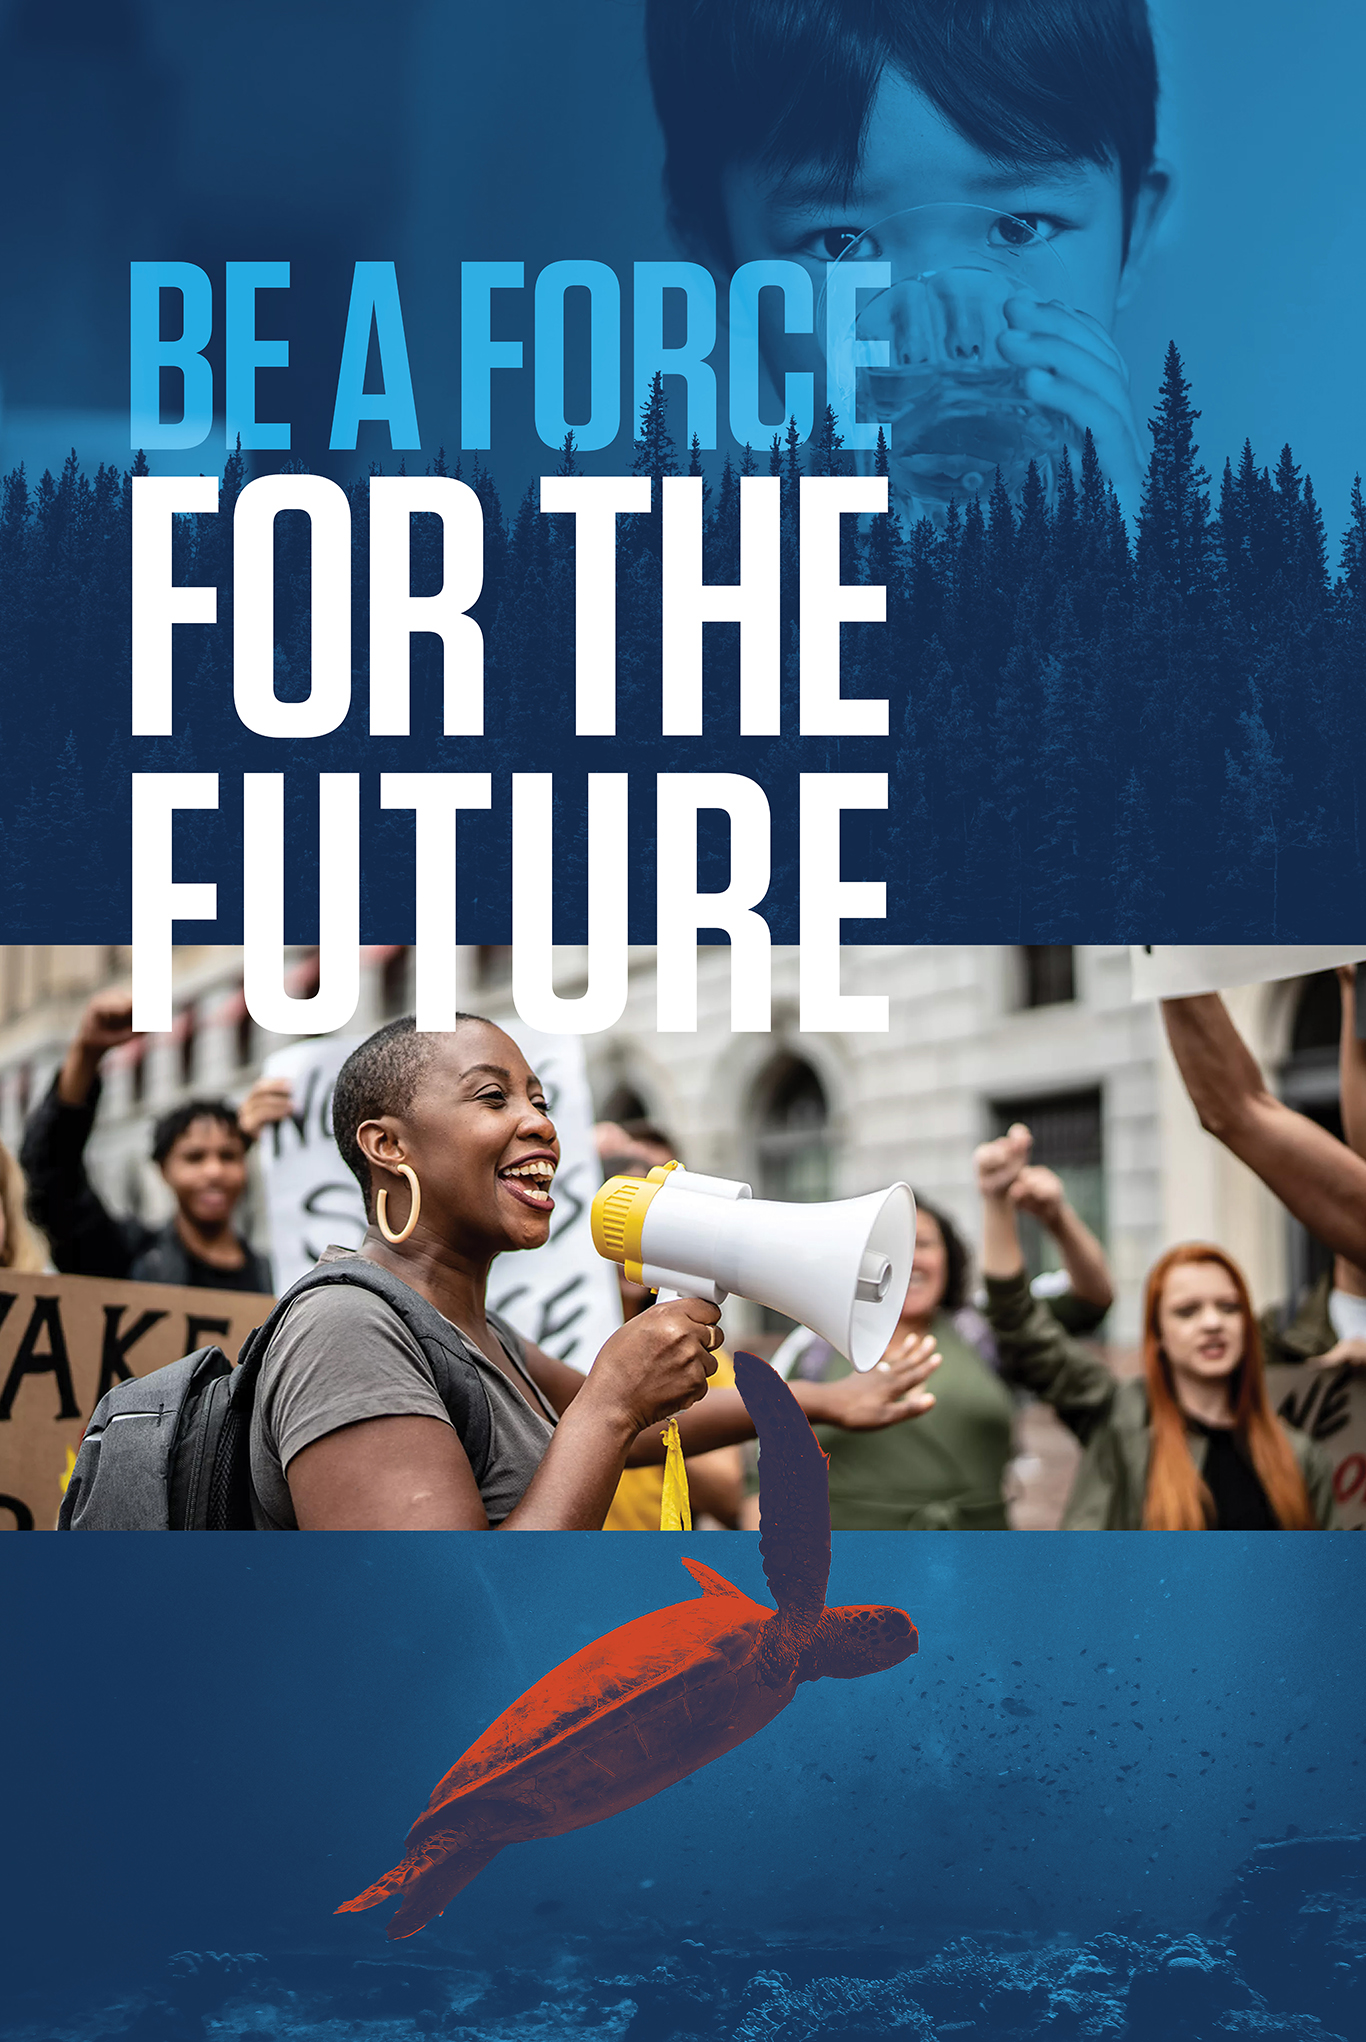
[0, 943, 1346, 1342]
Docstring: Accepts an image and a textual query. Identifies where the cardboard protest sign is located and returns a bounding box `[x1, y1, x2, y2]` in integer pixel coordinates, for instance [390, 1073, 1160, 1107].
[0, 1270, 274, 1532]
[1266, 1361, 1366, 1530]
[259, 1024, 621, 1371]
[1130, 946, 1366, 1001]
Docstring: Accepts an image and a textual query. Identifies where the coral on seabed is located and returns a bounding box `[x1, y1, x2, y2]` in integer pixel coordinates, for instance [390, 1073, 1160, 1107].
[6, 1843, 1363, 2042]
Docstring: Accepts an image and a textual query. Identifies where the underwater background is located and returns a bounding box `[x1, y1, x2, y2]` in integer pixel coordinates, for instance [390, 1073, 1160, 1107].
[2, 1533, 1363, 2039]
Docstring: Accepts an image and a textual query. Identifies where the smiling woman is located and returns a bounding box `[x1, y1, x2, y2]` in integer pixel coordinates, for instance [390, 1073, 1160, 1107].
[247, 1013, 945, 1531]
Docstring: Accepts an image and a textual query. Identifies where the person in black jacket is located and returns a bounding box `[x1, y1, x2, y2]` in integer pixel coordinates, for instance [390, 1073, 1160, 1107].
[21, 988, 284, 1292]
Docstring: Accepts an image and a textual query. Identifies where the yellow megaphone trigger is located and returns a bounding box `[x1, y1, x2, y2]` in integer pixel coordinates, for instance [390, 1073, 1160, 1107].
[590, 1160, 680, 1285]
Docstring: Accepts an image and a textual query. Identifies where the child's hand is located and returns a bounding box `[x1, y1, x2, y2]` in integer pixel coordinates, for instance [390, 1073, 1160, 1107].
[998, 297, 1145, 523]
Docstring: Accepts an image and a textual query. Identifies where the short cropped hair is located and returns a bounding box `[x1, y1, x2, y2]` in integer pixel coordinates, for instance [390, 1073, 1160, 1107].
[151, 1099, 244, 1165]
[331, 1014, 488, 1216]
[646, 0, 1159, 261]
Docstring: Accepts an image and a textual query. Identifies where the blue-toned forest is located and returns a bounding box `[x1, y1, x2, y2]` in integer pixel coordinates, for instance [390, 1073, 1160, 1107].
[1, 344, 1363, 942]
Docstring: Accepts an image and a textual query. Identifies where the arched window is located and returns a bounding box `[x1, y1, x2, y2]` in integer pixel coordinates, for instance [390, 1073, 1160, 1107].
[752, 1055, 831, 1204]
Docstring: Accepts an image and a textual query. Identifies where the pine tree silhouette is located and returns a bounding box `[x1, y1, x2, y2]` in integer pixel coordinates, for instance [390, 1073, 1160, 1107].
[1341, 475, 1366, 595]
[1137, 342, 1212, 597]
[632, 370, 678, 486]
[1221, 681, 1289, 932]
[8, 342, 1366, 944]
[809, 403, 847, 479]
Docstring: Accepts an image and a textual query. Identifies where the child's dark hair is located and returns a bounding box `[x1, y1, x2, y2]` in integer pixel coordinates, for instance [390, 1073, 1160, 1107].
[646, 0, 1159, 261]
[151, 1099, 244, 1165]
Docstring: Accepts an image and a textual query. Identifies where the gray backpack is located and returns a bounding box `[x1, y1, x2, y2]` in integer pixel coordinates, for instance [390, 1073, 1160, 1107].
[57, 1260, 498, 1530]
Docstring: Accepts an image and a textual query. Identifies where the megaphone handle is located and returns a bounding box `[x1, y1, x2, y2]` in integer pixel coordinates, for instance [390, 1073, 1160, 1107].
[647, 1288, 694, 1530]
[650, 1286, 684, 1418]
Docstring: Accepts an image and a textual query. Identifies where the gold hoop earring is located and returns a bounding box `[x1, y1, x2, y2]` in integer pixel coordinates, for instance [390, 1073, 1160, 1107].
[376, 1163, 421, 1245]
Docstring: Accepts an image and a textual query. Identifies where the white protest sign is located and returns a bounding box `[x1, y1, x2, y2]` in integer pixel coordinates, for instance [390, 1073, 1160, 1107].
[1130, 946, 1366, 1001]
[259, 1024, 621, 1369]
[486, 1018, 623, 1372]
[259, 1036, 368, 1286]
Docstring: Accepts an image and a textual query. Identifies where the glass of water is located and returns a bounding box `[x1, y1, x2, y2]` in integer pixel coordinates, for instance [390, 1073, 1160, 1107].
[819, 203, 1070, 527]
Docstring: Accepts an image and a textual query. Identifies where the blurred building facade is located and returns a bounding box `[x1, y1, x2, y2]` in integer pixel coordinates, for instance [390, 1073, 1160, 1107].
[0, 944, 1341, 1341]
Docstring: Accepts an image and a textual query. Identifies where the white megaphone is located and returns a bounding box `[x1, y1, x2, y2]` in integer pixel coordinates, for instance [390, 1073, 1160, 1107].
[590, 1162, 915, 1370]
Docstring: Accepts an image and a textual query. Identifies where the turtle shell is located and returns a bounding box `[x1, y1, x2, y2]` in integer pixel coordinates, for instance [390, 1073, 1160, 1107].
[403, 1561, 790, 1848]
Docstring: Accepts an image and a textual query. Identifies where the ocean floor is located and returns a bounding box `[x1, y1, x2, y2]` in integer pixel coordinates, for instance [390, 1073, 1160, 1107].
[5, 1835, 1361, 2042]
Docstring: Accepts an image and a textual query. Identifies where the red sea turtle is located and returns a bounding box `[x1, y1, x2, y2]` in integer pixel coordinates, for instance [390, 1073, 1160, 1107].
[337, 1352, 917, 1940]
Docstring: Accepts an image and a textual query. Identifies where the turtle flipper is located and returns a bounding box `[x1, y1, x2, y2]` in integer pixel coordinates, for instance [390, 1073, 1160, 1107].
[732, 1352, 830, 1625]
[385, 1837, 503, 1939]
[681, 1555, 753, 1600]
[336, 1829, 503, 1940]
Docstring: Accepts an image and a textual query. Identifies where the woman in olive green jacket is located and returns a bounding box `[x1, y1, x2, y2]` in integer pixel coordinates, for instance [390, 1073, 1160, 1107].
[977, 1129, 1336, 1531]
[775, 1168, 1116, 1530]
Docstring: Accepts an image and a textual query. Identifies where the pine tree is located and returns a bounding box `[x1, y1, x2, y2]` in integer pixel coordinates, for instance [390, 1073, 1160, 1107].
[632, 369, 678, 486]
[987, 468, 1015, 585]
[866, 427, 903, 598]
[557, 430, 581, 477]
[1340, 476, 1366, 595]
[1136, 342, 1212, 596]
[782, 414, 804, 494]
[1109, 767, 1164, 938]
[1051, 444, 1078, 580]
[809, 403, 847, 478]
[1015, 459, 1049, 581]
[687, 430, 712, 516]
[707, 453, 740, 582]
[1221, 681, 1289, 931]
[1079, 429, 1106, 527]
[1298, 473, 1329, 607]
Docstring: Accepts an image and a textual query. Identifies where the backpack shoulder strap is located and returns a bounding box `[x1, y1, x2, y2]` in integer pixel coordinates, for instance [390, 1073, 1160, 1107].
[233, 1259, 494, 1482]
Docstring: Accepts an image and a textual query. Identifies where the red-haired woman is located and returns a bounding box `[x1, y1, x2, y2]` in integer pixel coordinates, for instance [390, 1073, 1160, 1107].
[975, 1128, 1336, 1530]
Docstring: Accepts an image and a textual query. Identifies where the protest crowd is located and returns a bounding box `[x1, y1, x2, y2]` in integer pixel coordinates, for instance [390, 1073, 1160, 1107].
[0, 946, 1363, 1533]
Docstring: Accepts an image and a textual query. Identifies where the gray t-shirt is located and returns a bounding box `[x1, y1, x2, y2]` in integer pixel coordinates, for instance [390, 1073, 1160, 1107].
[249, 1284, 557, 1528]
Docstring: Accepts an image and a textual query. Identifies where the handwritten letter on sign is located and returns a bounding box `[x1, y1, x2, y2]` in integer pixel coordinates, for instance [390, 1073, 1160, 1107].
[1266, 1362, 1366, 1530]
[0, 1270, 274, 1531]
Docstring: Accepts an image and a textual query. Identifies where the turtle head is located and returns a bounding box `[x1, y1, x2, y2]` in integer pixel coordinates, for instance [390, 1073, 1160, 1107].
[803, 1604, 918, 1682]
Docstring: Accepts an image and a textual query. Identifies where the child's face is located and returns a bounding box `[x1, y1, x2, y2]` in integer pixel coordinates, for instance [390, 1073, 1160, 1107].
[720, 69, 1163, 522]
[721, 70, 1130, 329]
